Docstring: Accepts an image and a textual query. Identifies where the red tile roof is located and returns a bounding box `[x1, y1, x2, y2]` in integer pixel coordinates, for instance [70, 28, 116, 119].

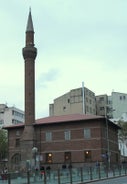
[35, 114, 104, 125]
[3, 123, 24, 129]
[3, 114, 103, 129]
[4, 114, 119, 129]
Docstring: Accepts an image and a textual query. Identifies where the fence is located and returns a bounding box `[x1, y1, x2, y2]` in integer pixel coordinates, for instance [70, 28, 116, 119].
[0, 164, 127, 184]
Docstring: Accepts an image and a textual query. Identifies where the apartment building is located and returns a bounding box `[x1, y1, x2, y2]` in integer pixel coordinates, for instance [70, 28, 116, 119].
[96, 94, 109, 117]
[49, 87, 96, 116]
[0, 104, 24, 128]
[50, 88, 127, 121]
[96, 92, 127, 121]
[109, 92, 127, 120]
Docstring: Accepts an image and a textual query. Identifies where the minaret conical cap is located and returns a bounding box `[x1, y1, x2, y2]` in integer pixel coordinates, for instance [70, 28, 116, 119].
[26, 8, 34, 32]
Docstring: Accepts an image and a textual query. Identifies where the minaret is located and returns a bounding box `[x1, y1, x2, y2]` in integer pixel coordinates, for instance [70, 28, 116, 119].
[21, 9, 37, 165]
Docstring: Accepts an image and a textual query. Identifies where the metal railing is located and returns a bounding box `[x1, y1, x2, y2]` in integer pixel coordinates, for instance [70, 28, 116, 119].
[1, 164, 127, 184]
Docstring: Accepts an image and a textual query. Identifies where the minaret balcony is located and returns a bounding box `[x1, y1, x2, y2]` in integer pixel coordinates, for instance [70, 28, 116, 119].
[22, 46, 37, 60]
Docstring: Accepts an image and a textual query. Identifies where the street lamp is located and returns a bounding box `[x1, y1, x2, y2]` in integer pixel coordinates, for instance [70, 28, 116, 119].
[32, 147, 38, 181]
[104, 105, 111, 170]
[105, 105, 115, 170]
[32, 147, 38, 169]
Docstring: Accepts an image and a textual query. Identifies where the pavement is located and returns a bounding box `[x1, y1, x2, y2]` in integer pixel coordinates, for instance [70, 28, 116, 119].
[85, 175, 127, 184]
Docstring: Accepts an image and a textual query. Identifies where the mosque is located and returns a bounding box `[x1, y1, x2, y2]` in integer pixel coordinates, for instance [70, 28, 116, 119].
[5, 10, 120, 171]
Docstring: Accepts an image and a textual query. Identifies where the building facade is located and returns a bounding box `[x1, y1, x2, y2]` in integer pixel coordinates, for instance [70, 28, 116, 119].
[96, 95, 109, 117]
[0, 104, 24, 128]
[96, 92, 127, 121]
[49, 87, 96, 116]
[109, 92, 127, 121]
[6, 114, 120, 171]
[50, 91, 127, 121]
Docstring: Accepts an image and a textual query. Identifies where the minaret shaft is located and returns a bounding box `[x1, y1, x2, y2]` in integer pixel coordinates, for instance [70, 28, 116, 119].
[26, 32, 34, 46]
[21, 9, 37, 166]
[22, 10, 37, 129]
[25, 59, 35, 125]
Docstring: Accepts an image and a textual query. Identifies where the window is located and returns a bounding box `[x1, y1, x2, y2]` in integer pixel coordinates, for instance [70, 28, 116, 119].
[0, 120, 4, 125]
[84, 150, 91, 161]
[12, 119, 23, 124]
[46, 153, 52, 163]
[68, 99, 70, 103]
[86, 106, 88, 112]
[64, 152, 71, 162]
[64, 130, 71, 140]
[90, 107, 92, 113]
[84, 128, 91, 139]
[16, 130, 20, 136]
[99, 97, 104, 101]
[11, 153, 21, 164]
[45, 132, 52, 142]
[100, 107, 104, 111]
[86, 106, 89, 112]
[63, 106, 66, 110]
[15, 138, 20, 147]
[120, 96, 122, 100]
[12, 110, 24, 118]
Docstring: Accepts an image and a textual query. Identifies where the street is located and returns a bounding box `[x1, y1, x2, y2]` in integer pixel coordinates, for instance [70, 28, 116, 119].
[86, 176, 127, 184]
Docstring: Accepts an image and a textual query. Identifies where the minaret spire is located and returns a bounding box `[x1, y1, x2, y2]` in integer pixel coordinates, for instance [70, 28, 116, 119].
[26, 8, 34, 32]
[25, 9, 35, 47]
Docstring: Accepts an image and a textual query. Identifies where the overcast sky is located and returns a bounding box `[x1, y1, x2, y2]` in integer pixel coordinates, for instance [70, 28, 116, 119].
[0, 0, 127, 118]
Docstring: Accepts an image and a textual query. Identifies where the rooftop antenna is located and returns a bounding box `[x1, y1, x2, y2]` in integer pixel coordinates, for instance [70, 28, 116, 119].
[82, 82, 85, 114]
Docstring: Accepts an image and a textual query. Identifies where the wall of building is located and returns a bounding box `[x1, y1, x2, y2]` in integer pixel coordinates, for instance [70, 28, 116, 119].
[111, 92, 127, 120]
[35, 119, 119, 168]
[49, 88, 96, 116]
[6, 117, 120, 171]
[8, 127, 24, 171]
[50, 89, 127, 122]
[96, 95, 108, 116]
[0, 104, 24, 128]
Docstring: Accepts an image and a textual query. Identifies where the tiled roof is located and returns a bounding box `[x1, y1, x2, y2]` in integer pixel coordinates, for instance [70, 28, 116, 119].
[4, 114, 120, 129]
[35, 114, 104, 125]
[3, 123, 24, 129]
[3, 114, 103, 129]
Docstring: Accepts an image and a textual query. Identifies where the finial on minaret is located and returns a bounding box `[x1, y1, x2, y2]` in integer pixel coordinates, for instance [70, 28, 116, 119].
[29, 6, 31, 12]
[26, 8, 34, 32]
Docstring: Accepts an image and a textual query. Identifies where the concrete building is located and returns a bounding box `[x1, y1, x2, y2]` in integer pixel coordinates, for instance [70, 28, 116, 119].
[49, 87, 96, 116]
[109, 92, 127, 121]
[0, 104, 24, 128]
[96, 94, 109, 117]
[5, 114, 120, 170]
[50, 90, 127, 121]
[96, 92, 127, 121]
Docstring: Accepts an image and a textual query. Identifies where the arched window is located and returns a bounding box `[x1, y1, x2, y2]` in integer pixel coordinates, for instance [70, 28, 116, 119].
[11, 153, 21, 164]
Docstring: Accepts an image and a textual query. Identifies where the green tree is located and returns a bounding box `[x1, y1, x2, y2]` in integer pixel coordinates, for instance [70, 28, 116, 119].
[0, 129, 8, 160]
[118, 121, 127, 156]
[118, 121, 127, 140]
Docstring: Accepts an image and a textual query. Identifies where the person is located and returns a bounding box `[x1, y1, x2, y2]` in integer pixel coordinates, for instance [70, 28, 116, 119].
[40, 166, 45, 179]
[4, 168, 8, 174]
[1, 168, 8, 180]
[96, 161, 100, 172]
